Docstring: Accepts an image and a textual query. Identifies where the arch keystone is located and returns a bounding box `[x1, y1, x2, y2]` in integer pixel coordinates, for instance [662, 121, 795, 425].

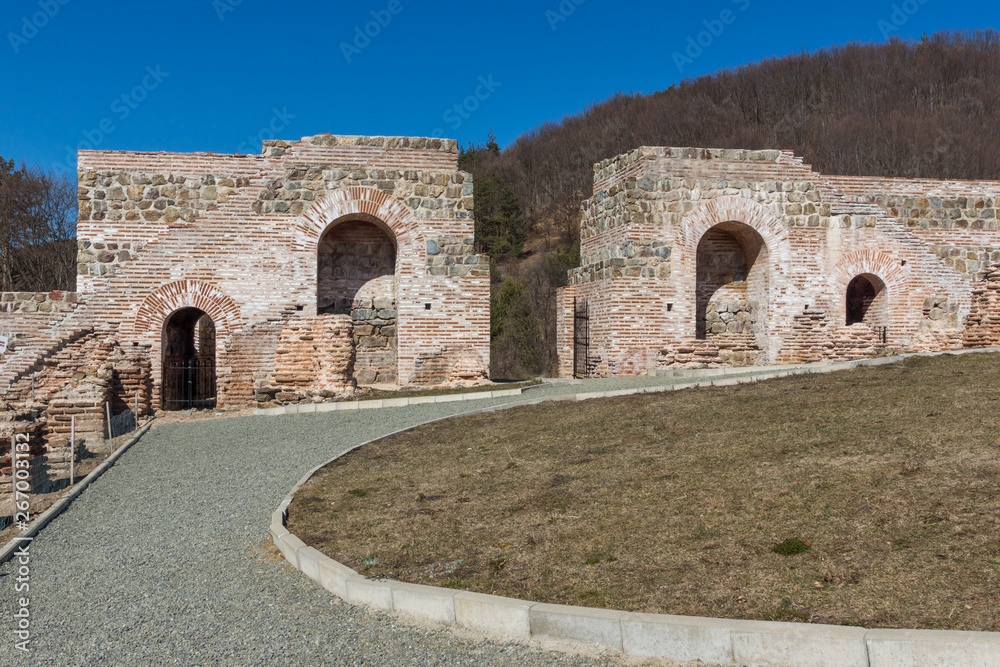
[294, 187, 420, 255]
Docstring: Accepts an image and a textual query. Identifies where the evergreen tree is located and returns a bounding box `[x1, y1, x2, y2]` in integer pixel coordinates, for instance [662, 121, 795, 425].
[458, 131, 531, 262]
[474, 172, 530, 262]
[491, 277, 543, 379]
[457, 129, 499, 172]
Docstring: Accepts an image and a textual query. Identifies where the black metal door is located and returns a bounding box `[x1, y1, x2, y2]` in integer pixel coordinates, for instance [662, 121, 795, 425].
[873, 326, 888, 346]
[573, 298, 589, 378]
[164, 358, 216, 410]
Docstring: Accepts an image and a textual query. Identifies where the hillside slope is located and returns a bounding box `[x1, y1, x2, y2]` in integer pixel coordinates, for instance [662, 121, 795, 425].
[475, 30, 1000, 377]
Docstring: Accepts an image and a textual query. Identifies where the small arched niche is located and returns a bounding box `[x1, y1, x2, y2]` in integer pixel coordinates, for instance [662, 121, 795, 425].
[846, 273, 888, 326]
[317, 217, 398, 386]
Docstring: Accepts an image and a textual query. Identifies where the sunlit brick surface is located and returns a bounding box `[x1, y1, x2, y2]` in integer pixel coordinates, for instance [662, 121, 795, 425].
[559, 147, 1000, 377]
[0, 135, 490, 409]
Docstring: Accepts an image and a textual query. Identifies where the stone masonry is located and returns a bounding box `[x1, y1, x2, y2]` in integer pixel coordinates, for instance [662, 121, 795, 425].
[0, 135, 491, 421]
[558, 147, 1000, 377]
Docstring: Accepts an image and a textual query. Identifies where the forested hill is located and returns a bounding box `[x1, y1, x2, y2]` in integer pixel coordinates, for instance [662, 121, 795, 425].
[8, 31, 1000, 379]
[472, 30, 1000, 378]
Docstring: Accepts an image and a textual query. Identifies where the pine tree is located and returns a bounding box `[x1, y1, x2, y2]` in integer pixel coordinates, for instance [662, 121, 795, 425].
[491, 277, 542, 379]
[474, 173, 530, 261]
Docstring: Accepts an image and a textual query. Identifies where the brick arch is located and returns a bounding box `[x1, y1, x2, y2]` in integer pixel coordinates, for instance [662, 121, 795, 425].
[318, 212, 398, 249]
[675, 196, 793, 360]
[829, 249, 908, 326]
[679, 196, 790, 264]
[127, 280, 242, 345]
[126, 280, 243, 407]
[293, 186, 420, 256]
[830, 250, 907, 297]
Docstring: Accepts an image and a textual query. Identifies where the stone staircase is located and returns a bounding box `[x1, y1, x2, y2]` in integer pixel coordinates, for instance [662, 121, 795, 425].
[0, 327, 100, 402]
[814, 175, 975, 301]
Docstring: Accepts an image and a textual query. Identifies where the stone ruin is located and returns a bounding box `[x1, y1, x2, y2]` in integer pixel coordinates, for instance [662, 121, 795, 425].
[0, 334, 152, 512]
[558, 147, 1000, 376]
[0, 135, 492, 509]
[12, 138, 1000, 505]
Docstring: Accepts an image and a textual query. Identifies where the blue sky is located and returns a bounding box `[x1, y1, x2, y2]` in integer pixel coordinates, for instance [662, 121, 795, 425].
[0, 0, 993, 175]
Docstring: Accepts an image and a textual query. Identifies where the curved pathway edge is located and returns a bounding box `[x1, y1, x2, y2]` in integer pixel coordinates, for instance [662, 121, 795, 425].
[0, 421, 154, 566]
[270, 352, 1000, 667]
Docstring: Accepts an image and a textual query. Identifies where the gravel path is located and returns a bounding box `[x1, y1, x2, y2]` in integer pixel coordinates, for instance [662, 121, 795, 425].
[0, 360, 939, 665]
[0, 390, 650, 667]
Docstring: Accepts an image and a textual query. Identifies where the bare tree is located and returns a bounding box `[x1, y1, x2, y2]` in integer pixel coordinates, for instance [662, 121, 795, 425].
[0, 159, 76, 292]
[467, 29, 1000, 374]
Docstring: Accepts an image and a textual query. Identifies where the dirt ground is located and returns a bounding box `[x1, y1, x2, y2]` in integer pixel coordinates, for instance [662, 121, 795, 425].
[288, 353, 1000, 631]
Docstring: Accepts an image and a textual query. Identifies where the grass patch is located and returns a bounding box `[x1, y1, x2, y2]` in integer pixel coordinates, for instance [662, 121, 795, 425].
[772, 538, 811, 556]
[287, 353, 1000, 631]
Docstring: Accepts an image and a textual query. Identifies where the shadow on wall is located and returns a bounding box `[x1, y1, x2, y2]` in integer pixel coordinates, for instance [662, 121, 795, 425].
[696, 221, 768, 343]
[317, 218, 398, 386]
[846, 273, 888, 326]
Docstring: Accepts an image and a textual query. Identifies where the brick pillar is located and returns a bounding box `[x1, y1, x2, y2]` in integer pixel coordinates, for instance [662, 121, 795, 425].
[556, 285, 577, 378]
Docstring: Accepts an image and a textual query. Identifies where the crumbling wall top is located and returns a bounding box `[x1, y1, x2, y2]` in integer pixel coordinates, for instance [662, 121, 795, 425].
[592, 146, 806, 195]
[79, 135, 462, 186]
[279, 134, 458, 153]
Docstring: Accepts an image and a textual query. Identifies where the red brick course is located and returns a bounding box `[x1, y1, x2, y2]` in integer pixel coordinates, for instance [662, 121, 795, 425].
[0, 134, 490, 413]
[559, 147, 1000, 376]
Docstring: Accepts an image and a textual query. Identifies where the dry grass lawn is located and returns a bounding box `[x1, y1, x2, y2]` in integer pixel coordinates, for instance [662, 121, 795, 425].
[287, 354, 1000, 631]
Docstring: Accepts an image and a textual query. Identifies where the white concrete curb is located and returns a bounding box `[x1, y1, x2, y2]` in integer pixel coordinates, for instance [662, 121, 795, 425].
[0, 420, 154, 565]
[252, 385, 544, 416]
[269, 349, 1000, 666]
[254, 349, 1000, 418]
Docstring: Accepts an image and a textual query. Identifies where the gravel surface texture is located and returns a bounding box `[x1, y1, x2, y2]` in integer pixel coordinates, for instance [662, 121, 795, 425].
[0, 391, 621, 666]
[0, 378, 758, 666]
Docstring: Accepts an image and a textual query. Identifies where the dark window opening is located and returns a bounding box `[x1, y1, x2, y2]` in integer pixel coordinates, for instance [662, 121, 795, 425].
[162, 307, 217, 410]
[846, 274, 887, 326]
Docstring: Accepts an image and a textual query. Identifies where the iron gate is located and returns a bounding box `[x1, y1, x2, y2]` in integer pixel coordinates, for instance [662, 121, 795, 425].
[164, 358, 217, 410]
[573, 298, 589, 378]
[873, 326, 888, 346]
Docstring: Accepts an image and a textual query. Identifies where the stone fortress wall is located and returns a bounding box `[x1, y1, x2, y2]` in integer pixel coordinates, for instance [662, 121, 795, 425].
[558, 147, 1000, 377]
[0, 136, 492, 495]
[10, 137, 1000, 497]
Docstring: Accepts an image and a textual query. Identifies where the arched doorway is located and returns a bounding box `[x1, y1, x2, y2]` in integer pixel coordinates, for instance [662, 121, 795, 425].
[162, 307, 217, 410]
[846, 274, 887, 326]
[695, 221, 768, 342]
[317, 217, 398, 386]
